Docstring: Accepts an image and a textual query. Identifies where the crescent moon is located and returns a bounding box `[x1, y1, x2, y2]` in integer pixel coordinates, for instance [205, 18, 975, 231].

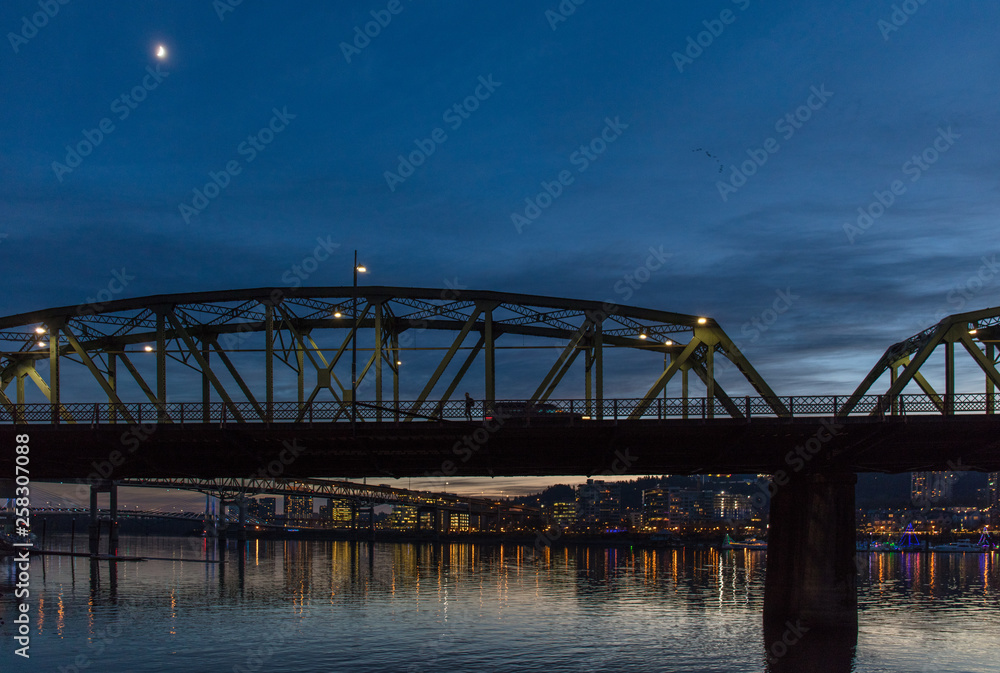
[156, 45, 167, 59]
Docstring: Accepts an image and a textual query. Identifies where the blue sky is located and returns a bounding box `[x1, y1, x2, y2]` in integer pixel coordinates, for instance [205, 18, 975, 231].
[3, 1, 1000, 501]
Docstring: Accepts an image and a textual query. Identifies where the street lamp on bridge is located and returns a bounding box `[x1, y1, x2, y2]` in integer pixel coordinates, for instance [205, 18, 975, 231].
[352, 251, 367, 433]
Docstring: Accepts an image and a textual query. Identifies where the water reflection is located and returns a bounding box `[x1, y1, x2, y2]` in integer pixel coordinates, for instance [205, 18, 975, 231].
[4, 539, 1000, 672]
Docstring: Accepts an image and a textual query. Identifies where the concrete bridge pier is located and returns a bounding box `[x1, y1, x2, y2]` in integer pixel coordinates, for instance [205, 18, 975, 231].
[764, 472, 857, 670]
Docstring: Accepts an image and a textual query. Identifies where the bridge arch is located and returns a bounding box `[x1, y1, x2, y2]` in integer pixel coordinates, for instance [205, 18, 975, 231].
[843, 304, 1000, 416]
[0, 287, 787, 423]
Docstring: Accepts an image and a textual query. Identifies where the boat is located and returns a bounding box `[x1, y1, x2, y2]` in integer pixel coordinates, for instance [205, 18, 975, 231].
[721, 534, 766, 550]
[895, 523, 923, 552]
[648, 532, 683, 547]
[931, 540, 986, 553]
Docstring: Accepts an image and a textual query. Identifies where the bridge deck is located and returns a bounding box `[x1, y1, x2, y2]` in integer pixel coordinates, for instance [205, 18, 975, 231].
[3, 415, 998, 480]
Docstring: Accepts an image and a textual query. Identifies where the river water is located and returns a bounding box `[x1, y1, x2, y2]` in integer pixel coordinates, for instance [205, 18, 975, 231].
[2, 536, 998, 672]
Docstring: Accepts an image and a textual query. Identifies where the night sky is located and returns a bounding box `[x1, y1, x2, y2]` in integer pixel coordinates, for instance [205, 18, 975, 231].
[3, 1, 999, 504]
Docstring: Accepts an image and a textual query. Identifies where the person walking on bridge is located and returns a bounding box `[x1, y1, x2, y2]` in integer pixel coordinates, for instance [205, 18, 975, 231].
[465, 392, 475, 421]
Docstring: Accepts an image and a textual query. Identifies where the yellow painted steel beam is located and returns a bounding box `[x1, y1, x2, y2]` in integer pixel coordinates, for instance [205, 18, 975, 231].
[61, 324, 136, 424]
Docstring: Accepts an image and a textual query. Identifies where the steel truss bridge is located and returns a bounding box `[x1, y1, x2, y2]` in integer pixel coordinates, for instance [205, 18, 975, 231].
[0, 286, 787, 423]
[28, 476, 531, 524]
[112, 476, 533, 516]
[6, 287, 998, 640]
[28, 506, 205, 522]
[0, 288, 999, 477]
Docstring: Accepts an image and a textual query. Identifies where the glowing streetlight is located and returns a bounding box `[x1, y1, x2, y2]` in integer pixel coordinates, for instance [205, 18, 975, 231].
[144, 345, 154, 352]
[697, 317, 707, 325]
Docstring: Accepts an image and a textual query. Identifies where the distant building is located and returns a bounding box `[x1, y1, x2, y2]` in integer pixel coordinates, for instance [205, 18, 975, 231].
[285, 495, 313, 521]
[550, 502, 576, 528]
[911, 472, 958, 507]
[642, 487, 671, 530]
[666, 488, 713, 526]
[447, 511, 470, 532]
[576, 479, 622, 528]
[318, 499, 353, 525]
[385, 505, 417, 530]
[248, 497, 276, 521]
[713, 492, 752, 522]
[644, 486, 751, 529]
[627, 511, 644, 530]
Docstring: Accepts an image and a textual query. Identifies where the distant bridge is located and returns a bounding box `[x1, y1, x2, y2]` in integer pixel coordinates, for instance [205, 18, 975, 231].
[28, 506, 204, 523]
[112, 476, 532, 516]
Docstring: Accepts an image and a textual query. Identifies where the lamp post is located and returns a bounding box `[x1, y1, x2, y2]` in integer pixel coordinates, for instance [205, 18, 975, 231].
[352, 251, 367, 432]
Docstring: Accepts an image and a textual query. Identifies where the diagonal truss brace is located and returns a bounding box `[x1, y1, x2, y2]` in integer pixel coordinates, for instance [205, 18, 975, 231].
[629, 337, 702, 419]
[62, 324, 137, 424]
[530, 318, 594, 403]
[406, 305, 483, 420]
[163, 312, 247, 422]
[841, 322, 949, 416]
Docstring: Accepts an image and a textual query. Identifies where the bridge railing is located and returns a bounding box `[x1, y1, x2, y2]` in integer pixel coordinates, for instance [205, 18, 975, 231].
[0, 392, 995, 424]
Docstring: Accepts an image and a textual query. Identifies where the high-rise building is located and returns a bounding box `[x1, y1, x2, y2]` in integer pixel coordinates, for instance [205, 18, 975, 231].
[317, 499, 352, 525]
[642, 487, 672, 530]
[248, 497, 276, 520]
[576, 479, 622, 527]
[666, 488, 713, 526]
[550, 502, 577, 528]
[284, 495, 313, 521]
[714, 492, 752, 521]
[989, 472, 1000, 527]
[911, 472, 958, 507]
[385, 505, 417, 530]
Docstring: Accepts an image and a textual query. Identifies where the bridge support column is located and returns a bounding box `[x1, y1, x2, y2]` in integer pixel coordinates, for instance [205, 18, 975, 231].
[764, 473, 858, 632]
[107, 481, 119, 554]
[217, 499, 228, 546]
[237, 497, 247, 541]
[88, 485, 100, 555]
